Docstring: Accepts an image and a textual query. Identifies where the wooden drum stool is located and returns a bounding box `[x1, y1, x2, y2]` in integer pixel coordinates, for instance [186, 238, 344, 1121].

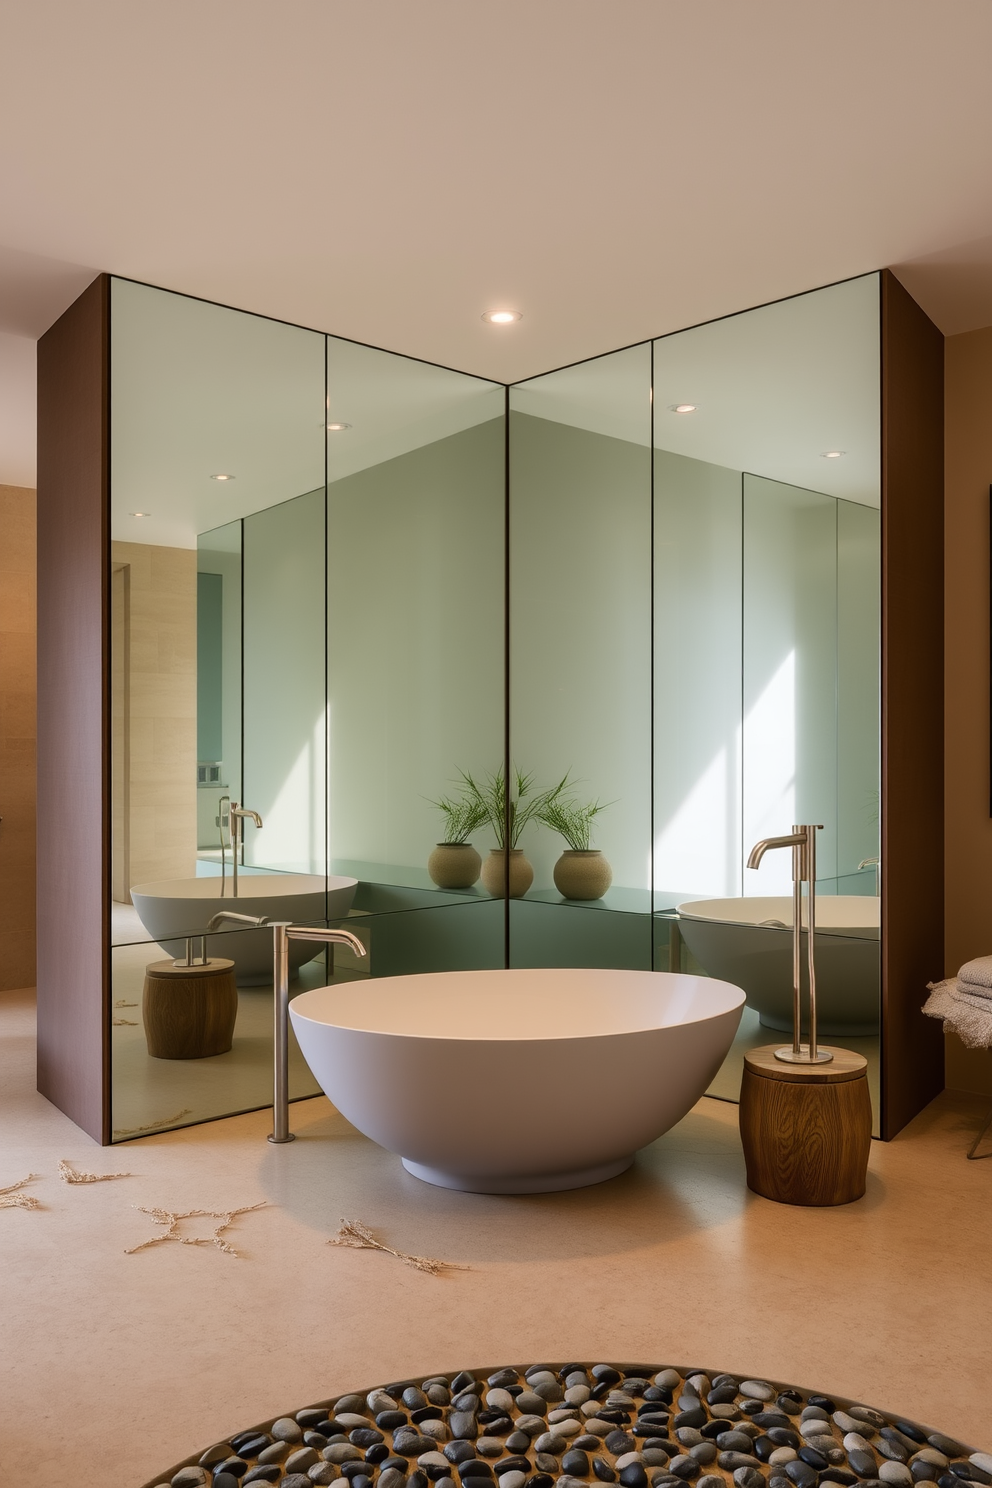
[142, 958, 238, 1060]
[739, 1045, 872, 1206]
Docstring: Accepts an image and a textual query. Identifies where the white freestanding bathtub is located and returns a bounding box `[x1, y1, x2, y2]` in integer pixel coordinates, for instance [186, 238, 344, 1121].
[130, 874, 358, 984]
[289, 966, 744, 1193]
[676, 895, 880, 1035]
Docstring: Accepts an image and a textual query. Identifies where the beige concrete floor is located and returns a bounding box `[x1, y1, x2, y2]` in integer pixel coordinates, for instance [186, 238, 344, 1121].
[1, 984, 990, 1488]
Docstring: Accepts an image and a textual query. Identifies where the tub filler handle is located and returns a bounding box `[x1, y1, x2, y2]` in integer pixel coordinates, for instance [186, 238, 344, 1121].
[268, 924, 367, 1145]
[747, 825, 831, 1066]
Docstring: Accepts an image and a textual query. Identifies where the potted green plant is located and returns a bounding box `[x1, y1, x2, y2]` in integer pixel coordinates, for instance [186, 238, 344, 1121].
[426, 786, 488, 889]
[537, 784, 613, 900]
[459, 766, 551, 898]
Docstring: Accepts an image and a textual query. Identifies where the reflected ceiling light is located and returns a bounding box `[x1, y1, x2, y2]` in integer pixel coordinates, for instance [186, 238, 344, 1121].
[669, 403, 697, 414]
[820, 450, 845, 459]
[482, 309, 522, 324]
[326, 421, 352, 431]
[211, 473, 235, 481]
[129, 511, 150, 517]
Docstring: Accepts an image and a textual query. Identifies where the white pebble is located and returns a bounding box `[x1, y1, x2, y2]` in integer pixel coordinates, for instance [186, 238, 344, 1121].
[971, 1459, 992, 1477]
[584, 1420, 610, 1436]
[615, 1455, 644, 1469]
[566, 1387, 591, 1406]
[739, 1381, 774, 1402]
[879, 1466, 913, 1486]
[769, 1449, 797, 1465]
[487, 1390, 516, 1413]
[844, 1434, 874, 1454]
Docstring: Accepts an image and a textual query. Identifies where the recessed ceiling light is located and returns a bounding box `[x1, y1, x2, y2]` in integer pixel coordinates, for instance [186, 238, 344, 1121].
[669, 403, 697, 414]
[326, 422, 352, 431]
[129, 511, 150, 517]
[211, 473, 235, 481]
[821, 450, 845, 459]
[482, 310, 522, 325]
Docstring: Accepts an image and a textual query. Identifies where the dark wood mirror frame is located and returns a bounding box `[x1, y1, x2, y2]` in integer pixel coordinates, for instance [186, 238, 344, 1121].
[35, 270, 944, 1144]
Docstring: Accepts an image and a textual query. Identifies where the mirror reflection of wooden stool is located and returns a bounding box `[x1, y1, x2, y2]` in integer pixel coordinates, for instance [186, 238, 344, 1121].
[740, 1045, 871, 1206]
[142, 957, 238, 1060]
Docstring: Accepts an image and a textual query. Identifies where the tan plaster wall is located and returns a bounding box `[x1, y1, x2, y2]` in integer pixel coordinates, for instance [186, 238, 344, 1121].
[944, 326, 992, 1095]
[110, 541, 197, 896]
[0, 484, 36, 990]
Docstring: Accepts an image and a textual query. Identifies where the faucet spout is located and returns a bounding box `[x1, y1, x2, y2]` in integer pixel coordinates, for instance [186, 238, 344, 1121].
[746, 831, 806, 871]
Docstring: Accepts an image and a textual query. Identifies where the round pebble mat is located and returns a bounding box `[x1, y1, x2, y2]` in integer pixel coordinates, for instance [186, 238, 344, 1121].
[143, 1362, 991, 1488]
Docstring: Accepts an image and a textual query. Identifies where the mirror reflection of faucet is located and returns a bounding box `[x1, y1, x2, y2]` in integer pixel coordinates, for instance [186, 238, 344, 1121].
[858, 856, 881, 897]
[224, 801, 263, 899]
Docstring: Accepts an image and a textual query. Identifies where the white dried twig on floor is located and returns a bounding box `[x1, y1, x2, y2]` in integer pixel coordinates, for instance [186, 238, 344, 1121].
[58, 1159, 132, 1184]
[113, 1018, 138, 1026]
[113, 1108, 192, 1138]
[328, 1218, 469, 1276]
[115, 1000, 138, 1008]
[0, 1175, 42, 1210]
[125, 1201, 267, 1256]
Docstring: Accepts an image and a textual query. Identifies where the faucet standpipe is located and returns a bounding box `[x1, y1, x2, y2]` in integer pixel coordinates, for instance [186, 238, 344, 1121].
[268, 923, 367, 1145]
[746, 824, 831, 1066]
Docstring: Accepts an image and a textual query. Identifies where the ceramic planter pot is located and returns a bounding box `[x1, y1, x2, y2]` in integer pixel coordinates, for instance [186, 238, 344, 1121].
[480, 848, 534, 899]
[553, 849, 613, 901]
[427, 842, 482, 890]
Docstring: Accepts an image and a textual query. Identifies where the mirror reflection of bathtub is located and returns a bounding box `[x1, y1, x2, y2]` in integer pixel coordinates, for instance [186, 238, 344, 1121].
[130, 874, 358, 984]
[676, 895, 880, 1035]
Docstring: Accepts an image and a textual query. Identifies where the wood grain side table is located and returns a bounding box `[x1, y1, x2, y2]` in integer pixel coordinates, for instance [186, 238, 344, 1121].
[739, 1044, 872, 1206]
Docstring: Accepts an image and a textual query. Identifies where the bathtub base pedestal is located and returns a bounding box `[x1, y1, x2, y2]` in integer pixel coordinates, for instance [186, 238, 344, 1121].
[142, 957, 238, 1060]
[740, 1044, 871, 1206]
[402, 1155, 633, 1194]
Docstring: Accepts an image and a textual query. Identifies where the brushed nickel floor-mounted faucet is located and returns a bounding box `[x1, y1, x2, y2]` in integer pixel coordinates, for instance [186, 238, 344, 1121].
[747, 823, 831, 1066]
[268, 924, 367, 1144]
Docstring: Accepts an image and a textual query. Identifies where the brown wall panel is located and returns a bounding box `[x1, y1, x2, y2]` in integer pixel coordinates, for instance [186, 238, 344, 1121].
[0, 483, 37, 990]
[880, 269, 945, 1138]
[36, 274, 110, 1144]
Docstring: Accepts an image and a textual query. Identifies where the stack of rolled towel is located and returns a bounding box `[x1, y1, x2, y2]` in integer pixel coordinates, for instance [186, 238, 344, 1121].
[923, 955, 992, 1048]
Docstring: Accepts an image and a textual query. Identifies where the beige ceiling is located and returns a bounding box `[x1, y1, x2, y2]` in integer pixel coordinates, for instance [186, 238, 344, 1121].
[3, 0, 992, 488]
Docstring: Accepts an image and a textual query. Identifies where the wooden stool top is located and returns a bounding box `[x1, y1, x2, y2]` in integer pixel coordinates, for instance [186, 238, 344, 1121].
[145, 957, 235, 979]
[744, 1044, 868, 1085]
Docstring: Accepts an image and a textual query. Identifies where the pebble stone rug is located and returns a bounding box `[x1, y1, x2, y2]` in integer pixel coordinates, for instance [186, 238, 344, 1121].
[142, 1363, 991, 1488]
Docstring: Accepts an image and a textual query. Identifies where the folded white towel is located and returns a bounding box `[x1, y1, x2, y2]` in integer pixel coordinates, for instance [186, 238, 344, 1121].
[957, 955, 992, 990]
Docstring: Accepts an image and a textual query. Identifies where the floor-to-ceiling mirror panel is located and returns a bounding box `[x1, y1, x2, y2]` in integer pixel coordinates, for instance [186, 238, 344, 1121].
[651, 274, 882, 1128]
[324, 336, 506, 974]
[109, 277, 328, 1139]
[508, 344, 653, 967]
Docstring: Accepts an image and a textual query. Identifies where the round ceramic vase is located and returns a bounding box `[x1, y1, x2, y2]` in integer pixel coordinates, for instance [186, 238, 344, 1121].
[553, 849, 613, 900]
[427, 842, 482, 889]
[480, 848, 534, 899]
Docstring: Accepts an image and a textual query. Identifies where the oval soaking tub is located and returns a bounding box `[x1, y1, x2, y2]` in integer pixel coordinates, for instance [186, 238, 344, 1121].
[289, 966, 744, 1193]
[130, 874, 358, 985]
[676, 895, 880, 1036]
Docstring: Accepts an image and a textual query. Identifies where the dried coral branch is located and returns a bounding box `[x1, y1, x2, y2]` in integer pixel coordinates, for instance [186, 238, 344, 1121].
[0, 1175, 42, 1210]
[58, 1159, 132, 1184]
[113, 1109, 192, 1138]
[328, 1218, 468, 1276]
[125, 1202, 267, 1256]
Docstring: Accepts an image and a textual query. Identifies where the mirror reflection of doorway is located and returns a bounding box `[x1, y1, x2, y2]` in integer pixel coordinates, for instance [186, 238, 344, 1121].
[111, 562, 130, 904]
